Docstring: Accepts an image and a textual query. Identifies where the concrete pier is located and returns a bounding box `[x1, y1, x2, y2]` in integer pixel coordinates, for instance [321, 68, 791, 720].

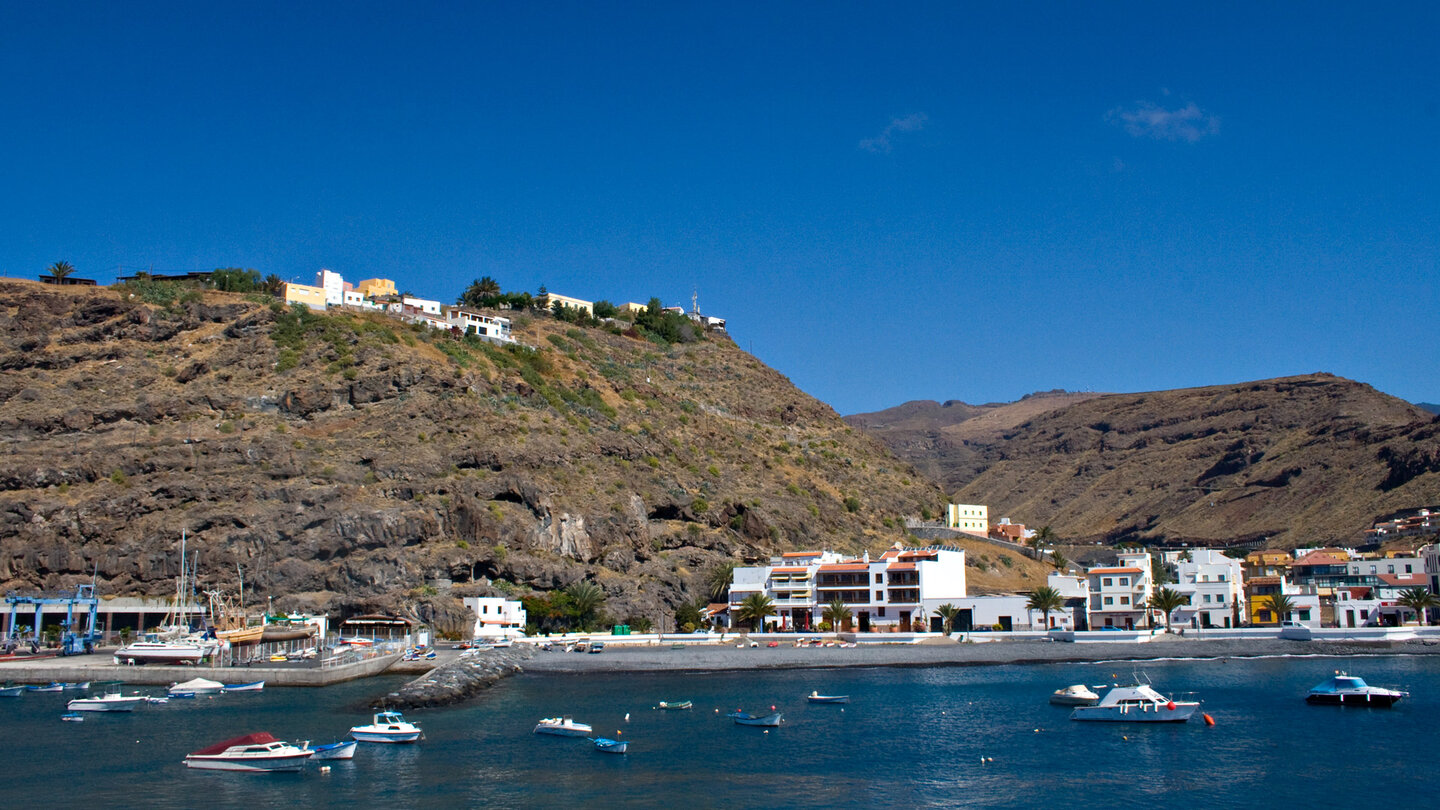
[0, 651, 403, 687]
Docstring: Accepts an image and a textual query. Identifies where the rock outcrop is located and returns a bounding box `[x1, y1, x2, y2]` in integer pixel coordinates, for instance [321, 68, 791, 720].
[380, 646, 535, 708]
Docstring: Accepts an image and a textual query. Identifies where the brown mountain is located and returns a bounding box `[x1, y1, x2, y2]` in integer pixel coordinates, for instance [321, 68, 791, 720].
[849, 376, 1440, 548]
[0, 279, 1047, 631]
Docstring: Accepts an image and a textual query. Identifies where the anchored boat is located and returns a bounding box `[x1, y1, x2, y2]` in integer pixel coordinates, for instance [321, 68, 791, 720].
[1070, 683, 1199, 723]
[1306, 673, 1408, 707]
[350, 710, 423, 743]
[183, 732, 313, 772]
[534, 716, 593, 737]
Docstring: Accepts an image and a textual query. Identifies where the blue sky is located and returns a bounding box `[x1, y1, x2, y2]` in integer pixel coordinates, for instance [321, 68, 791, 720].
[3, 3, 1437, 414]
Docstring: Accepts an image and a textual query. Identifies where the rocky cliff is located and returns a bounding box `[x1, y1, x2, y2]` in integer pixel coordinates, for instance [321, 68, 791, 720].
[0, 280, 1047, 630]
[850, 375, 1440, 547]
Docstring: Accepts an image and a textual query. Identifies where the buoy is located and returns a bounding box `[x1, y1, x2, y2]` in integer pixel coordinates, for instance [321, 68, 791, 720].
[1203, 713, 1215, 726]
[624, 713, 630, 722]
[1167, 701, 1176, 710]
[1122, 736, 1128, 741]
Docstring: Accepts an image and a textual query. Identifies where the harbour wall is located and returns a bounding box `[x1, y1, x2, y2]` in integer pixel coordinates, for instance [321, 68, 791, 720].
[0, 652, 403, 687]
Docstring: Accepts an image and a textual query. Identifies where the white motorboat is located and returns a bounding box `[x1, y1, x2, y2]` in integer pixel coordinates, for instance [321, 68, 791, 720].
[115, 639, 216, 665]
[1306, 673, 1408, 707]
[534, 716, 593, 737]
[349, 710, 423, 743]
[1049, 684, 1101, 706]
[67, 692, 146, 712]
[1070, 683, 1200, 723]
[183, 732, 314, 772]
[308, 740, 358, 760]
[221, 680, 265, 693]
[170, 678, 225, 695]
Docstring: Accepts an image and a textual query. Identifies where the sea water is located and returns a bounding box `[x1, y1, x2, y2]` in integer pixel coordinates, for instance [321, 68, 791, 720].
[9, 654, 1438, 808]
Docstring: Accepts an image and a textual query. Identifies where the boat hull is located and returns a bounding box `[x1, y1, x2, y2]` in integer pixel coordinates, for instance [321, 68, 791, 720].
[221, 681, 265, 693]
[593, 739, 628, 754]
[807, 696, 849, 704]
[1071, 704, 1198, 723]
[349, 729, 422, 743]
[730, 712, 783, 727]
[534, 726, 592, 737]
[0, 686, 24, 697]
[310, 741, 358, 760]
[183, 754, 311, 772]
[67, 697, 144, 712]
[1306, 692, 1402, 707]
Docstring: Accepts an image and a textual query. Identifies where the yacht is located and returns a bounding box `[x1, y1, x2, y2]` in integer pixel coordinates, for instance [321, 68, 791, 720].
[1306, 673, 1408, 707]
[1070, 683, 1199, 723]
[183, 733, 313, 772]
[114, 639, 216, 666]
[349, 711, 423, 743]
[534, 716, 593, 737]
[1050, 684, 1101, 706]
[67, 692, 146, 712]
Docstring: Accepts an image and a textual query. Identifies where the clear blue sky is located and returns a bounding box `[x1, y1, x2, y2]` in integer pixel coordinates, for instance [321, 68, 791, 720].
[4, 2, 1437, 414]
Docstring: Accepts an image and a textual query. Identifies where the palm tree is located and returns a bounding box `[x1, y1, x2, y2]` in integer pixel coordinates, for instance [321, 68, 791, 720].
[566, 581, 606, 630]
[1396, 587, 1439, 626]
[821, 598, 852, 631]
[736, 592, 776, 632]
[934, 603, 961, 635]
[706, 561, 736, 603]
[459, 276, 503, 307]
[1266, 592, 1298, 625]
[1050, 549, 1070, 571]
[47, 260, 75, 282]
[1026, 586, 1066, 631]
[1147, 587, 1189, 632]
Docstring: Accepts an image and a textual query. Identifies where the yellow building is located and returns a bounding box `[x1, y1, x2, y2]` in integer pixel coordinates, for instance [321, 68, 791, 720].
[355, 278, 398, 298]
[945, 503, 988, 535]
[535, 292, 594, 315]
[282, 282, 328, 310]
[620, 302, 649, 315]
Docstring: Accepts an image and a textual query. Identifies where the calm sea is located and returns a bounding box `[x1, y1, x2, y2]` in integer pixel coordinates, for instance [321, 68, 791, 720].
[9, 654, 1438, 808]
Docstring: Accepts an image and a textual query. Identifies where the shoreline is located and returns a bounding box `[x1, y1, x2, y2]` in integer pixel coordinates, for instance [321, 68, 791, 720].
[520, 636, 1440, 675]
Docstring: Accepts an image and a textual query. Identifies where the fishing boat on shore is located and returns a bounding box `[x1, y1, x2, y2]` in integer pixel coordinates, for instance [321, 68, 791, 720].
[806, 692, 849, 704]
[183, 732, 313, 772]
[534, 716, 593, 737]
[350, 711, 423, 743]
[591, 737, 628, 754]
[67, 692, 145, 712]
[115, 638, 216, 665]
[728, 709, 783, 727]
[658, 700, 692, 710]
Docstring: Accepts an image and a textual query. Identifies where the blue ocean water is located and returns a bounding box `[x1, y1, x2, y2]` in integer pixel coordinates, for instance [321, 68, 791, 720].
[8, 654, 1438, 808]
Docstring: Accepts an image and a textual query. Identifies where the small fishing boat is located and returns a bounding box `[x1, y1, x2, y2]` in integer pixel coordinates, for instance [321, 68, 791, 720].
[728, 710, 783, 727]
[61, 713, 85, 722]
[68, 692, 145, 712]
[308, 740, 358, 760]
[1070, 683, 1199, 723]
[806, 692, 850, 704]
[146, 696, 170, 705]
[170, 677, 225, 695]
[1305, 673, 1408, 707]
[534, 716, 593, 737]
[1049, 684, 1101, 706]
[27, 683, 64, 693]
[658, 700, 692, 710]
[349, 710, 423, 743]
[591, 737, 628, 754]
[221, 680, 265, 693]
[169, 691, 197, 699]
[0, 685, 24, 697]
[183, 732, 313, 772]
[62, 681, 91, 690]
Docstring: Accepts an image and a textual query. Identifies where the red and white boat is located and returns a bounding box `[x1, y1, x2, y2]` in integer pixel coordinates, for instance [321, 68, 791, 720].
[183, 732, 314, 772]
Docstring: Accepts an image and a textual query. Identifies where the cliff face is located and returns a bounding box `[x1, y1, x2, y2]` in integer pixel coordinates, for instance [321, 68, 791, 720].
[1, 280, 1050, 628]
[852, 375, 1440, 547]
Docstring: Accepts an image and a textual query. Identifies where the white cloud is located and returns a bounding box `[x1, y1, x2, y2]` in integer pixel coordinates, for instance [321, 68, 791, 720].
[860, 113, 928, 153]
[1107, 101, 1219, 143]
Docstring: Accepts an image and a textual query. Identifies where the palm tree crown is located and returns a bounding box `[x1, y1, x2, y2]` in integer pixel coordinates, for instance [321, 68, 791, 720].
[1147, 587, 1189, 631]
[736, 592, 776, 631]
[1265, 592, 1298, 624]
[821, 598, 852, 630]
[934, 603, 961, 634]
[1027, 586, 1066, 630]
[47, 260, 75, 280]
[1396, 587, 1438, 626]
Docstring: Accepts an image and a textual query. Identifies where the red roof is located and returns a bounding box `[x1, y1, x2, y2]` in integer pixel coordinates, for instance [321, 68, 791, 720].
[1377, 573, 1427, 586]
[887, 562, 918, 571]
[190, 732, 280, 756]
[898, 550, 938, 560]
[1292, 552, 1349, 567]
[781, 551, 822, 558]
[1089, 567, 1142, 575]
[817, 564, 870, 573]
[769, 567, 809, 574]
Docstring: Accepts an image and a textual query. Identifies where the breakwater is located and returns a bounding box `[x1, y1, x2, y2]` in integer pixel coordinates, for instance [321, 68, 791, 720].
[379, 646, 534, 708]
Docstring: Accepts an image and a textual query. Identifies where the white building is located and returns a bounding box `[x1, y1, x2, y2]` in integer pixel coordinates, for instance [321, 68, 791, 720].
[460, 597, 527, 638]
[446, 307, 514, 342]
[315, 268, 346, 306]
[1173, 549, 1246, 629]
[402, 295, 442, 315]
[1086, 551, 1154, 630]
[945, 503, 988, 535]
[727, 545, 967, 632]
[1422, 542, 1440, 594]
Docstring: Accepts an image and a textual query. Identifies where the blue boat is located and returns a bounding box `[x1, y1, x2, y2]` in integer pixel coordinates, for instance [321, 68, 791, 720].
[168, 691, 197, 699]
[27, 683, 64, 693]
[61, 713, 84, 722]
[591, 737, 628, 754]
[221, 680, 265, 693]
[727, 710, 783, 727]
[1306, 673, 1408, 707]
[309, 740, 358, 760]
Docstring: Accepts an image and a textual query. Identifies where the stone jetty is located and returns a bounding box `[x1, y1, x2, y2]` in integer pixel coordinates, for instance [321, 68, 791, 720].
[380, 646, 535, 708]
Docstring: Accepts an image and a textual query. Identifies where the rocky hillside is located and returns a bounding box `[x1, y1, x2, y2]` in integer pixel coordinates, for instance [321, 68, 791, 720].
[852, 375, 1440, 548]
[0, 280, 1047, 631]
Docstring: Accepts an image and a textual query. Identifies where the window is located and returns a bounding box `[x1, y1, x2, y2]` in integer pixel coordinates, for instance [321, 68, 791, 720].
[1387, 565, 1395, 574]
[1119, 577, 1129, 586]
[876, 591, 884, 601]
[1298, 609, 1312, 621]
[878, 607, 885, 617]
[1102, 578, 1113, 587]
[1369, 565, 1377, 574]
[1218, 574, 1226, 582]
[875, 573, 883, 584]
[1119, 596, 1129, 605]
[1405, 564, 1413, 573]
[1203, 594, 1211, 603]
[1103, 596, 1114, 606]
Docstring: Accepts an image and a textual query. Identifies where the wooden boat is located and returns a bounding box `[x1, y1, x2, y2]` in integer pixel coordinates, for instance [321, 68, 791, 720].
[1306, 673, 1408, 707]
[806, 692, 850, 704]
[534, 716, 593, 737]
[216, 626, 265, 644]
[308, 740, 358, 760]
[728, 710, 783, 727]
[350, 711, 423, 743]
[658, 700, 692, 710]
[221, 680, 265, 693]
[591, 737, 628, 754]
[183, 732, 313, 772]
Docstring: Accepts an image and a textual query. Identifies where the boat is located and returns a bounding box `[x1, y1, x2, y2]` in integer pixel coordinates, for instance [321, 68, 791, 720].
[221, 680, 265, 693]
[67, 692, 145, 712]
[349, 711, 423, 743]
[1070, 683, 1199, 723]
[533, 716, 593, 737]
[27, 683, 64, 693]
[1049, 684, 1101, 706]
[308, 740, 358, 760]
[0, 685, 25, 697]
[1305, 673, 1408, 707]
[114, 639, 215, 666]
[146, 696, 170, 705]
[61, 713, 84, 722]
[62, 681, 91, 690]
[183, 732, 314, 772]
[169, 691, 197, 699]
[806, 691, 850, 704]
[215, 626, 265, 645]
[728, 710, 783, 727]
[658, 700, 692, 710]
[170, 678, 225, 695]
[591, 737, 628, 754]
